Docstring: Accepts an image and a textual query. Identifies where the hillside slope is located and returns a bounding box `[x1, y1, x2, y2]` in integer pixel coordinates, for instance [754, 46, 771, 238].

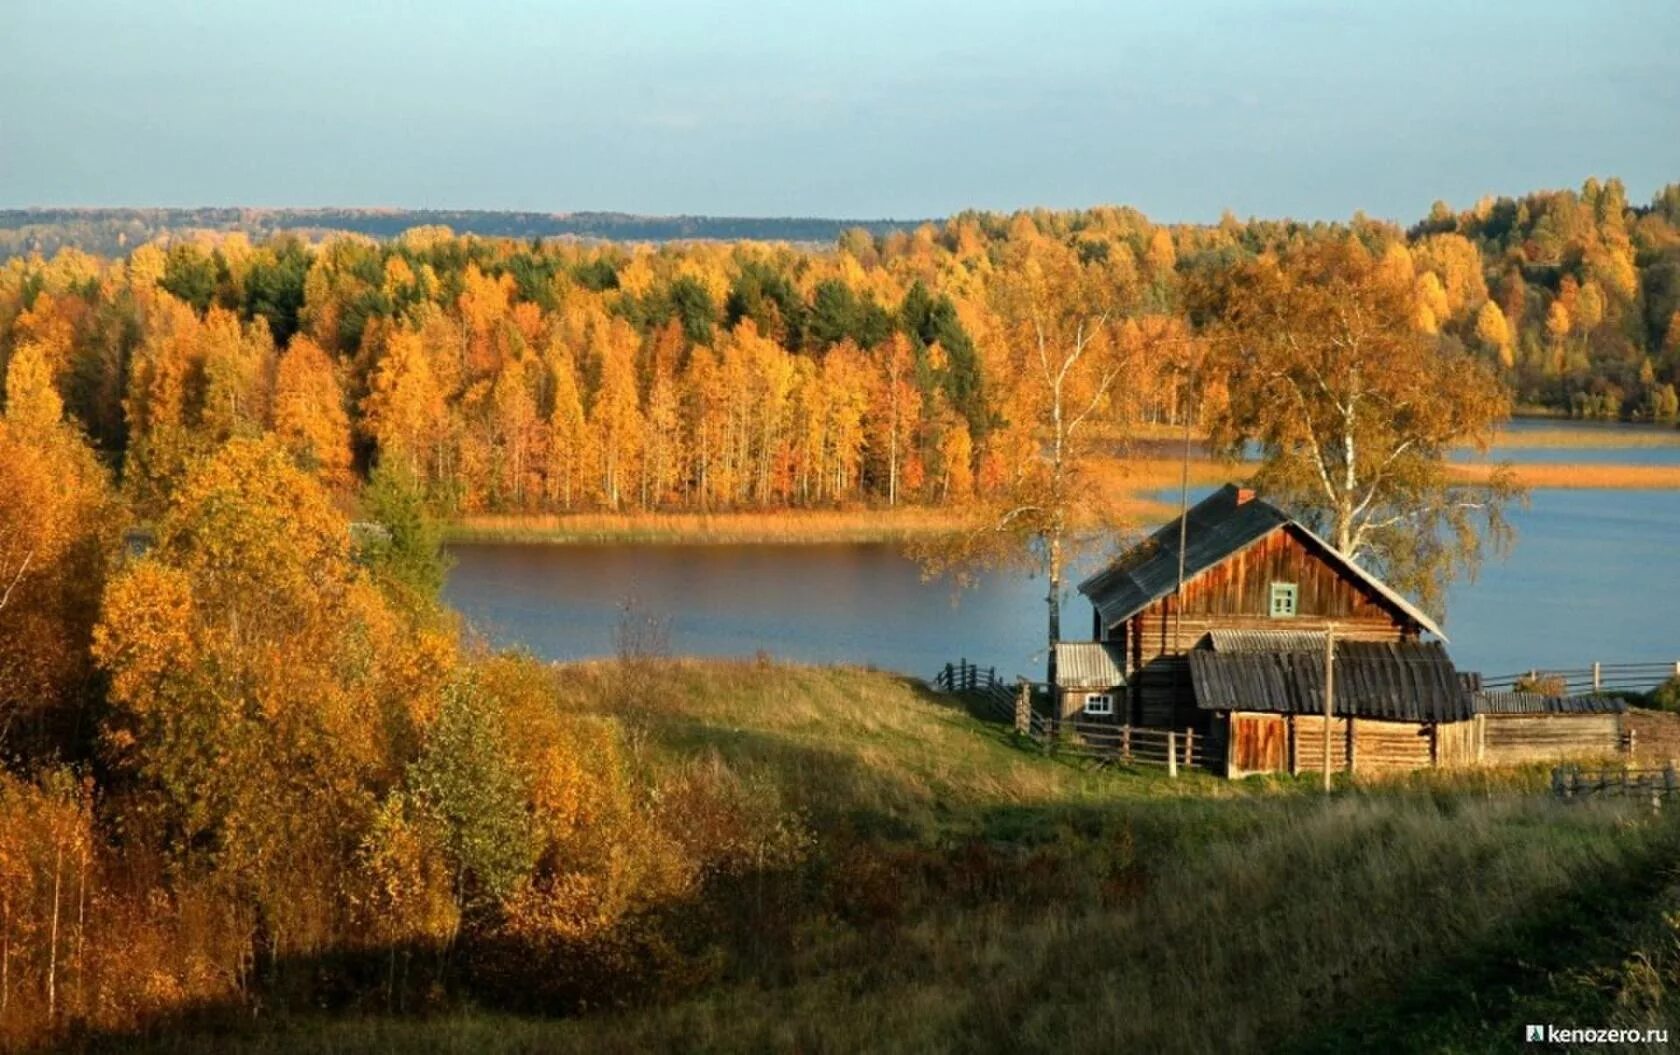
[118, 660, 1680, 1054]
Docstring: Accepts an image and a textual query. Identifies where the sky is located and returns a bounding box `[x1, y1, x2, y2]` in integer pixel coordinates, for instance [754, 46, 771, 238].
[4, 0, 1677, 222]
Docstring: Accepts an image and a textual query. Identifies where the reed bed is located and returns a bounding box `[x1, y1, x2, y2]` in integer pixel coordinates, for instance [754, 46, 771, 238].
[447, 507, 971, 544]
[1449, 461, 1680, 489]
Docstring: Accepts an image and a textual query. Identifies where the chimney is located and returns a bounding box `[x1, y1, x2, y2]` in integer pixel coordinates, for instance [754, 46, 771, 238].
[1236, 487, 1256, 506]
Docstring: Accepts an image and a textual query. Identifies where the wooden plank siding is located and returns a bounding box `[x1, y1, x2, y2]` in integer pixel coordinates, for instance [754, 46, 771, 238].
[1480, 713, 1622, 765]
[1112, 526, 1414, 728]
[1434, 719, 1482, 768]
[1228, 714, 1287, 777]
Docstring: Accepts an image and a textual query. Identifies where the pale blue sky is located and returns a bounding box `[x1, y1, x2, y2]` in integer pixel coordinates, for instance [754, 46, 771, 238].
[4, 0, 1676, 220]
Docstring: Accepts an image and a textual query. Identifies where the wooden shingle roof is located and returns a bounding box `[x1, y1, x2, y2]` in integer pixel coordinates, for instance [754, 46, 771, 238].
[1188, 640, 1474, 722]
[1474, 691, 1628, 716]
[1077, 484, 1446, 640]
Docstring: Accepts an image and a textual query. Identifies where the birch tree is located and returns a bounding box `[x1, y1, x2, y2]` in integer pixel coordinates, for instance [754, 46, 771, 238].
[913, 231, 1146, 684]
[1195, 237, 1523, 615]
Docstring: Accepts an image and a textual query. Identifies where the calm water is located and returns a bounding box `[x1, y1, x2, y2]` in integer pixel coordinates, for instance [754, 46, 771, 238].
[444, 423, 1680, 681]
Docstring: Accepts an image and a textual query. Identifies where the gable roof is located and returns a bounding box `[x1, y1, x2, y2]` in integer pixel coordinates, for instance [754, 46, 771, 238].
[1052, 642, 1127, 689]
[1188, 640, 1473, 722]
[1077, 484, 1445, 640]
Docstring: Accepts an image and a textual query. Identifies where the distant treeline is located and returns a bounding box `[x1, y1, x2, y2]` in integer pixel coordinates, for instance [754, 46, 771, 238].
[0, 208, 936, 259]
[2, 178, 1679, 529]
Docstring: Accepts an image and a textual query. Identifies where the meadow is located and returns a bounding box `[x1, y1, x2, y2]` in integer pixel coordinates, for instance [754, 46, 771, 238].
[101, 659, 1680, 1054]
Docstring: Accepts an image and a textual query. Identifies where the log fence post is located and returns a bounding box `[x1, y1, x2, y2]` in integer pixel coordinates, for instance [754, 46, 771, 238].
[1592, 661, 1602, 694]
[1167, 731, 1178, 779]
[1014, 681, 1030, 737]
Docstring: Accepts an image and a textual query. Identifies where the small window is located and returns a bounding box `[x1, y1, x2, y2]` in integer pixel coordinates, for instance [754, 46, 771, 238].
[1083, 693, 1114, 716]
[1269, 582, 1298, 619]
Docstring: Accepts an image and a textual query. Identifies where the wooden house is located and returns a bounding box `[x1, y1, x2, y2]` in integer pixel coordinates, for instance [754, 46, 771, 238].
[1075, 484, 1447, 729]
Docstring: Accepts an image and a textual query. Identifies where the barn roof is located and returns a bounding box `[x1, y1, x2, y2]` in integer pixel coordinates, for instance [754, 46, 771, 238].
[1474, 691, 1628, 716]
[1077, 484, 1446, 640]
[1187, 640, 1474, 722]
[1053, 642, 1128, 689]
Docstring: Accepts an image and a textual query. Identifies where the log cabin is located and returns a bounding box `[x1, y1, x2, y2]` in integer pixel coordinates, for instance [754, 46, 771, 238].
[1066, 483, 1489, 776]
[1057, 484, 1635, 778]
[1076, 483, 1448, 730]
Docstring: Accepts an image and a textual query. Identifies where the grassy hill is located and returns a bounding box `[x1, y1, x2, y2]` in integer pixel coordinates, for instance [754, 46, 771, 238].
[118, 660, 1680, 1054]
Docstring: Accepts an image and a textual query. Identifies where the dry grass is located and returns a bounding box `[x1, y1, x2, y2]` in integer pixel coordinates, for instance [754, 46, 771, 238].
[105, 660, 1680, 1054]
[1487, 426, 1680, 449]
[1084, 455, 1242, 523]
[1448, 461, 1680, 489]
[542, 659, 1239, 825]
[448, 507, 971, 545]
[132, 791, 1680, 1054]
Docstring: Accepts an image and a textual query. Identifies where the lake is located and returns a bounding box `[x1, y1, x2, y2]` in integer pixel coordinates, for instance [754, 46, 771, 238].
[444, 423, 1680, 681]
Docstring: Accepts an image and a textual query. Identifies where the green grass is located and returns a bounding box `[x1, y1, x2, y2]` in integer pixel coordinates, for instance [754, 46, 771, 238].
[105, 661, 1680, 1054]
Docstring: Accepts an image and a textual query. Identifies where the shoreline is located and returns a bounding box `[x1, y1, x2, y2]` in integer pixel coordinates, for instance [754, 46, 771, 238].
[443, 508, 972, 545]
[442, 446, 1680, 547]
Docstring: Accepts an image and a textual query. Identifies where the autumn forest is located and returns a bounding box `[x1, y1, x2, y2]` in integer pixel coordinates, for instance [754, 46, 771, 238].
[2, 178, 1680, 1049]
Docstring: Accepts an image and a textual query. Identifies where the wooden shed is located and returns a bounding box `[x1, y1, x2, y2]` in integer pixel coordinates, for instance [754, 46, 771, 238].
[1188, 637, 1478, 778]
[1473, 691, 1626, 765]
[1078, 484, 1447, 728]
[1049, 642, 1127, 721]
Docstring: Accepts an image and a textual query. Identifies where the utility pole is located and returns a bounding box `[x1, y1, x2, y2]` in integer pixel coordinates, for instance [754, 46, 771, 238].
[1173, 373, 1194, 722]
[1323, 623, 1336, 794]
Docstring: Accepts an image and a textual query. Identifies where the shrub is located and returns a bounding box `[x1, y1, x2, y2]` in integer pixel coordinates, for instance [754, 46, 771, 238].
[1650, 676, 1680, 712]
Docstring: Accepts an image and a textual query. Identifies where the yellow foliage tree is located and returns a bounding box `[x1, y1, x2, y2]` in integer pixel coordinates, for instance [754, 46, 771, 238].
[0, 365, 121, 751]
[273, 335, 353, 488]
[1474, 301, 1515, 369]
[93, 438, 452, 957]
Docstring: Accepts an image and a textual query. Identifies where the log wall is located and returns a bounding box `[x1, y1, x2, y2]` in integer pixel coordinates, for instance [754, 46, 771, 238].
[1288, 714, 1351, 773]
[1480, 713, 1622, 765]
[1351, 719, 1435, 773]
[1625, 709, 1680, 764]
[1275, 715, 1448, 775]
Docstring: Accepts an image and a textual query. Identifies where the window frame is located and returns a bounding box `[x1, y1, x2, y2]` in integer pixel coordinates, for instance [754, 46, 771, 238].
[1269, 581, 1299, 619]
[1083, 692, 1114, 716]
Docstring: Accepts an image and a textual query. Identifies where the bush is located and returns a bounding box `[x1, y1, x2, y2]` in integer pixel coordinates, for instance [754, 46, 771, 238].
[1514, 672, 1568, 696]
[1650, 676, 1680, 712]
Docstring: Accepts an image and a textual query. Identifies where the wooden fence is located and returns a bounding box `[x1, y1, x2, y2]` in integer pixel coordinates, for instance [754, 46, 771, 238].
[1021, 710, 1212, 775]
[1552, 763, 1680, 802]
[1482, 661, 1680, 697]
[930, 659, 1014, 715]
[930, 660, 1209, 775]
